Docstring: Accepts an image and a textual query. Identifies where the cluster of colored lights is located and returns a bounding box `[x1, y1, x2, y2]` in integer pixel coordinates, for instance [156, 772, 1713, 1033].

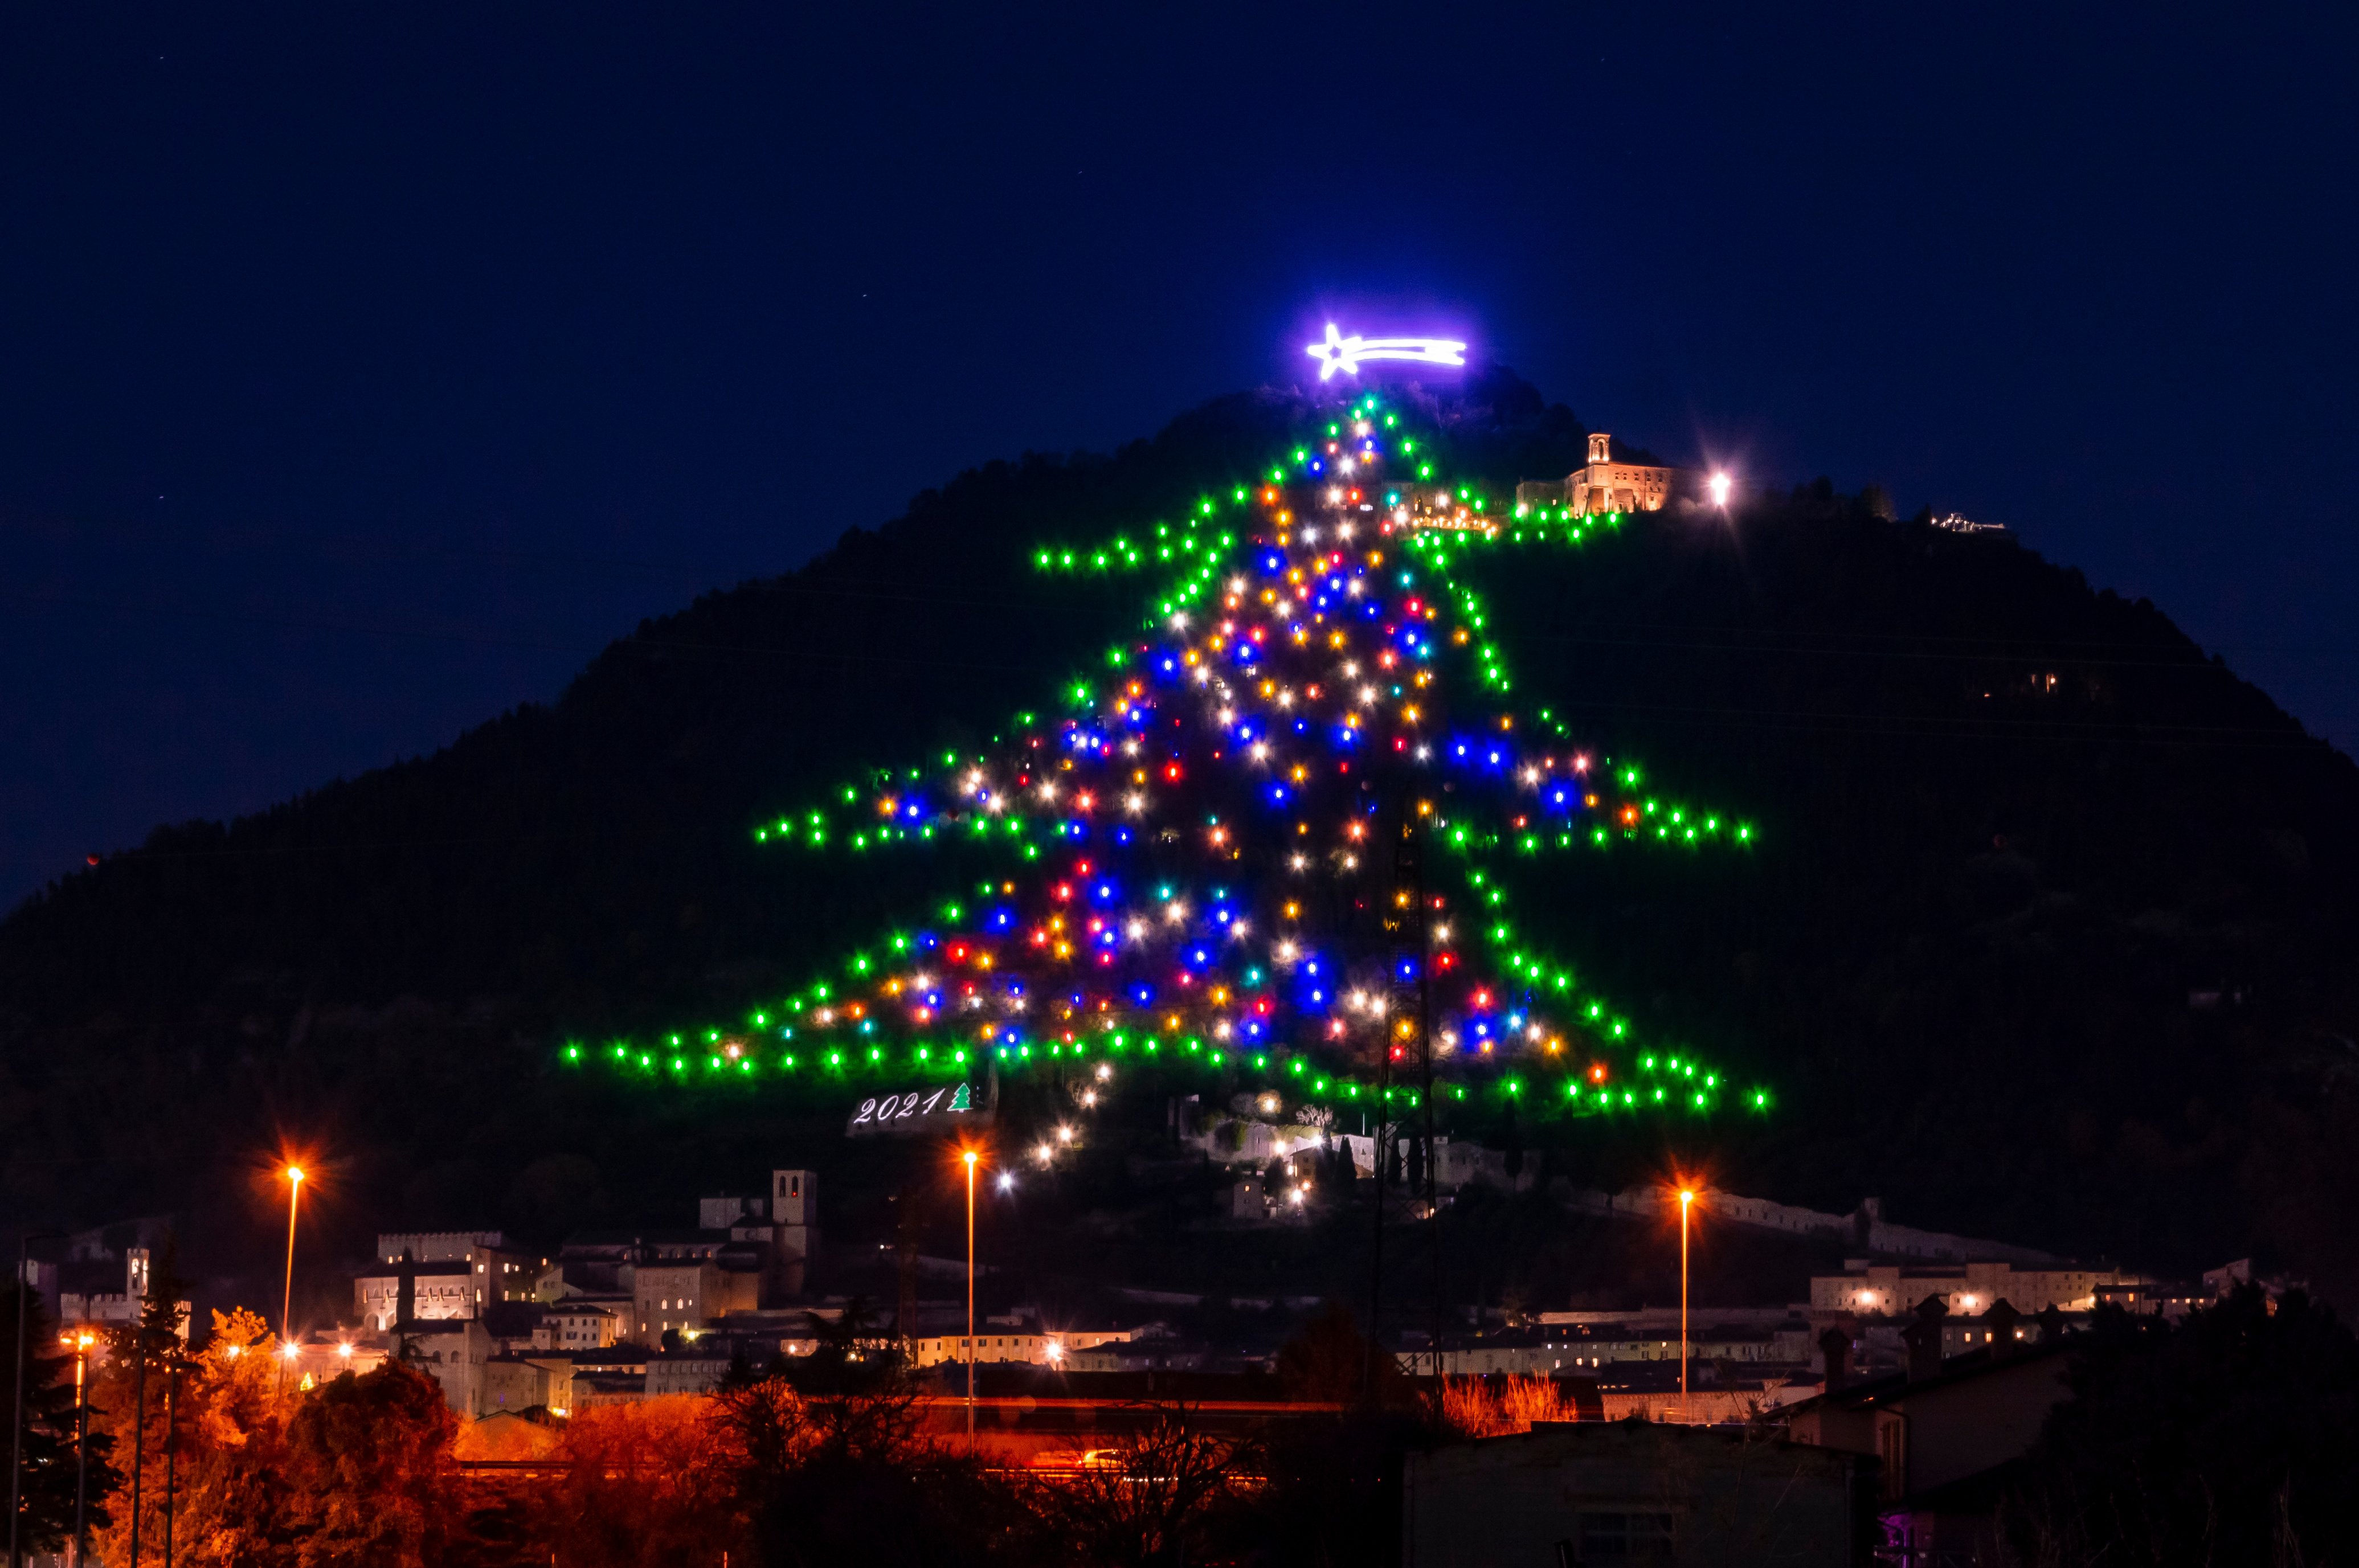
[575, 392, 1770, 1121]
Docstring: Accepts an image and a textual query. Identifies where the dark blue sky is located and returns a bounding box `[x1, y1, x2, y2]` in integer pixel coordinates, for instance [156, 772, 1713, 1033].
[4, 2, 2353, 908]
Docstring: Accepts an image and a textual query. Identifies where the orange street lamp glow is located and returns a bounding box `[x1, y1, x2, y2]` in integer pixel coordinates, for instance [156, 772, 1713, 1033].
[1678, 1188, 1697, 1418]
[279, 1162, 308, 1390]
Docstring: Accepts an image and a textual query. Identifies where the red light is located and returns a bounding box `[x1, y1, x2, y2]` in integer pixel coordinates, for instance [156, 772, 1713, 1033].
[1164, 763, 1183, 781]
[1053, 884, 1073, 901]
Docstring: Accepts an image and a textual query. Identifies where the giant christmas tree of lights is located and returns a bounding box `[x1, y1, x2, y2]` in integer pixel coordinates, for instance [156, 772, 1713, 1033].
[564, 390, 1768, 1135]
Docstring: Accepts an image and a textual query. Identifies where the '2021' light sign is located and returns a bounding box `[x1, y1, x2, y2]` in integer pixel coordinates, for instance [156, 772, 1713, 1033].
[1305, 324, 1467, 380]
[846, 1080, 988, 1138]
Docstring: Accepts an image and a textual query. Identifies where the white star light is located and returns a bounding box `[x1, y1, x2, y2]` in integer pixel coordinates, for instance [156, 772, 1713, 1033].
[1305, 324, 1469, 381]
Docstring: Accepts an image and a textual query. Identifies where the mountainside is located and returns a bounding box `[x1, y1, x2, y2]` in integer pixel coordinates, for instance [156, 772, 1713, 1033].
[4, 372, 2355, 1301]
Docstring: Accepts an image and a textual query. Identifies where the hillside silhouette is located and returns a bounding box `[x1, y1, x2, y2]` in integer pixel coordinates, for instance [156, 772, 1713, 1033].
[3, 370, 2354, 1302]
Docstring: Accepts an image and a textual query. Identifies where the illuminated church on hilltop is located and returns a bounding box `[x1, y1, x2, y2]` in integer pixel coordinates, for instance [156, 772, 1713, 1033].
[1517, 433, 1690, 515]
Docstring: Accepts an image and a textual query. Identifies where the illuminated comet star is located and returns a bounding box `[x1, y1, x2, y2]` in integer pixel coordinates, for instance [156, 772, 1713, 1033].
[1306, 323, 1467, 380]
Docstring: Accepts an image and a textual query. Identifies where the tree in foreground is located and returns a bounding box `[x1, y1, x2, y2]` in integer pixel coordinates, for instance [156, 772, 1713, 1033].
[1, 1280, 120, 1556]
[2005, 1284, 2359, 1566]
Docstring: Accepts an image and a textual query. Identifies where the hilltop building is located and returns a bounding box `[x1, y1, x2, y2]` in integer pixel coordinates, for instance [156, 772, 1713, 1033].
[1516, 433, 1688, 515]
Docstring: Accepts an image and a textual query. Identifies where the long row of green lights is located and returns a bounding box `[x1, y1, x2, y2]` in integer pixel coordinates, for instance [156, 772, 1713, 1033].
[561, 1030, 1763, 1120]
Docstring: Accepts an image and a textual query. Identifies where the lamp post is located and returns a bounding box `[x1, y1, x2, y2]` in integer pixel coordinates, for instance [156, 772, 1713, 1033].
[161, 1356, 178, 1568]
[1678, 1188, 1696, 1422]
[10, 1228, 64, 1568]
[961, 1150, 978, 1455]
[279, 1167, 304, 1391]
[67, 1330, 93, 1566]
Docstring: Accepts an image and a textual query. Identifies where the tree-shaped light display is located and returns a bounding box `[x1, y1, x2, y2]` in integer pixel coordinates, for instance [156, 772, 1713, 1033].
[565, 391, 1769, 1131]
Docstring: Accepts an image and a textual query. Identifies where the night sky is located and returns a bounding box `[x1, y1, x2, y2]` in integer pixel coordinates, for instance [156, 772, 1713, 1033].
[4, 3, 2353, 909]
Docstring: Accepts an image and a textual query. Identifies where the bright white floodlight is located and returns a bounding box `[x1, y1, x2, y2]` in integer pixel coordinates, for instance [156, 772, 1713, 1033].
[1708, 473, 1733, 508]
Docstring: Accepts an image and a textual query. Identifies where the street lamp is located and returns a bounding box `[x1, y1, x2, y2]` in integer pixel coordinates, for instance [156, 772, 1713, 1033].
[959, 1149, 980, 1454]
[64, 1330, 94, 1565]
[279, 1166, 304, 1391]
[1678, 1188, 1696, 1420]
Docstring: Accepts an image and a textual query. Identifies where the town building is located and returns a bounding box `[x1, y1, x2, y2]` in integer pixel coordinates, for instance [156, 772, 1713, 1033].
[480, 1354, 575, 1417]
[361, 1165, 820, 1353]
[402, 1320, 493, 1415]
[48, 1245, 193, 1342]
[1403, 1422, 1873, 1567]
[560, 1346, 653, 1409]
[354, 1233, 550, 1329]
[532, 1303, 622, 1351]
[282, 1336, 391, 1389]
[1812, 1259, 2128, 1317]
[1397, 1320, 1815, 1379]
[636, 1259, 733, 1343]
[910, 1329, 1058, 1368]
[1783, 1305, 2077, 1565]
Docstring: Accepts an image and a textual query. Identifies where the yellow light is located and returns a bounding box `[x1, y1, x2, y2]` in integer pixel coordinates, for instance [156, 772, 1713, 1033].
[285, 1166, 305, 1184]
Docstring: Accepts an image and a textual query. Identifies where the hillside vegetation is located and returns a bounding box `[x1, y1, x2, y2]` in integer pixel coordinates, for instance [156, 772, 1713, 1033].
[3, 371, 2353, 1300]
